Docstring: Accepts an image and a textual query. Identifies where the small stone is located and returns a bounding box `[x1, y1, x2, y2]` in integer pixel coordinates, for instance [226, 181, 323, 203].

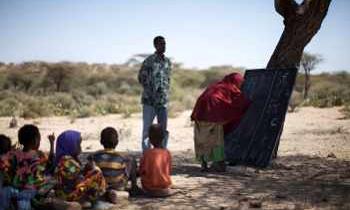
[93, 201, 115, 210]
[9, 116, 18, 128]
[276, 194, 287, 199]
[327, 153, 337, 158]
[239, 197, 249, 202]
[116, 191, 129, 200]
[249, 200, 262, 208]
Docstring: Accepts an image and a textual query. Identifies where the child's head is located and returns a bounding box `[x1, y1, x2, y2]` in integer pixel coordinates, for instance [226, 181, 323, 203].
[100, 127, 119, 149]
[18, 124, 41, 151]
[0, 134, 11, 155]
[148, 124, 164, 148]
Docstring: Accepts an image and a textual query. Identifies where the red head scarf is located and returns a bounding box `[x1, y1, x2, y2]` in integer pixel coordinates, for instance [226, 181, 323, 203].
[191, 72, 250, 133]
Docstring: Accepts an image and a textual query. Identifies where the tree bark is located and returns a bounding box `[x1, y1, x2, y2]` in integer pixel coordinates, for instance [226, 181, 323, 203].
[267, 0, 331, 158]
[304, 69, 311, 99]
[267, 0, 331, 69]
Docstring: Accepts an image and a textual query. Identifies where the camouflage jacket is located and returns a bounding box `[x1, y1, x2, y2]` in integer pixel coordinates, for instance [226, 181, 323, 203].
[138, 53, 171, 108]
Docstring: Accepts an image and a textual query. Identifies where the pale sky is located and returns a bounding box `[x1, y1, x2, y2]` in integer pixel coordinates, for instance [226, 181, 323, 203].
[0, 0, 349, 73]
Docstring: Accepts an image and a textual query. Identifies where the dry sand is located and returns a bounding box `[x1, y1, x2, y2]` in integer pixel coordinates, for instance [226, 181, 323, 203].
[0, 107, 349, 209]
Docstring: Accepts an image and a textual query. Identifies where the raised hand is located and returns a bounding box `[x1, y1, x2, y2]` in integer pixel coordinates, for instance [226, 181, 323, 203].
[48, 133, 55, 145]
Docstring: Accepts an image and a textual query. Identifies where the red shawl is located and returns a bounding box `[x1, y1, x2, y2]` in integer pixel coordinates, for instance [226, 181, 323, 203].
[191, 72, 250, 134]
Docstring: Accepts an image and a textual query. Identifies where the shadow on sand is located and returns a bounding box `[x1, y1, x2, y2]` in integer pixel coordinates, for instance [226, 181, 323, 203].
[80, 151, 350, 210]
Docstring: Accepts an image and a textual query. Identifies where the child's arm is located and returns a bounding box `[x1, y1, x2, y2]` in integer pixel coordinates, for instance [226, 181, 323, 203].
[83, 155, 98, 175]
[45, 133, 56, 174]
[139, 156, 145, 175]
[48, 133, 55, 158]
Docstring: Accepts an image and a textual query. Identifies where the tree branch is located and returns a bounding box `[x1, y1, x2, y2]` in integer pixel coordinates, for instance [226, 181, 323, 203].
[267, 0, 331, 69]
[275, 0, 299, 19]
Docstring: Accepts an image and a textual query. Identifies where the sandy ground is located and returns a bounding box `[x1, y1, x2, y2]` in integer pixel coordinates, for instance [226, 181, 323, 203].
[0, 107, 349, 209]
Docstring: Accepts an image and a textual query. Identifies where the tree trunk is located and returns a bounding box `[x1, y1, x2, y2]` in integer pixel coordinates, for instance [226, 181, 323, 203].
[304, 70, 311, 99]
[267, 0, 331, 69]
[267, 0, 331, 157]
[56, 81, 61, 92]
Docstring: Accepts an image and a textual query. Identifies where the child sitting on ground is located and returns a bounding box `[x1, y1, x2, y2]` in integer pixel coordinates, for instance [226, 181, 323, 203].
[139, 124, 172, 197]
[0, 125, 55, 210]
[0, 134, 11, 155]
[0, 134, 12, 191]
[90, 127, 141, 203]
[53, 130, 106, 208]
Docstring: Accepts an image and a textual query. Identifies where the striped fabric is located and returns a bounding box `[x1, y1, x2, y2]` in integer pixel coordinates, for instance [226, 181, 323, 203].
[91, 149, 131, 190]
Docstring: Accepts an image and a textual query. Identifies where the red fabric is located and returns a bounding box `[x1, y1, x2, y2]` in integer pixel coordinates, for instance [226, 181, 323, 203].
[191, 72, 250, 134]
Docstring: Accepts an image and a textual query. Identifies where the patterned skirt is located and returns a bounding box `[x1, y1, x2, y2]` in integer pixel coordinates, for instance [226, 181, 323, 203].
[194, 121, 225, 162]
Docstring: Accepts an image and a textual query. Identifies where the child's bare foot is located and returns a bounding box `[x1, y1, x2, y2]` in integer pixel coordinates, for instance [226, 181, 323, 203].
[129, 186, 144, 197]
[200, 166, 209, 172]
[210, 161, 226, 172]
[105, 190, 118, 204]
[80, 201, 92, 209]
[201, 159, 209, 172]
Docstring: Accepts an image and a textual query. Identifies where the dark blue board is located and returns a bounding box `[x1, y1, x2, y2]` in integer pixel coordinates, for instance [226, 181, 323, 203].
[224, 68, 297, 167]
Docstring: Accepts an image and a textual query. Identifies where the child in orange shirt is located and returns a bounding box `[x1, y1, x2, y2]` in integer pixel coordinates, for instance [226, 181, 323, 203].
[139, 124, 172, 197]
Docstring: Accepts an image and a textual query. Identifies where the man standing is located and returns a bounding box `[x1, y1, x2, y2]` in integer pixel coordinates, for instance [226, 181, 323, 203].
[138, 36, 171, 151]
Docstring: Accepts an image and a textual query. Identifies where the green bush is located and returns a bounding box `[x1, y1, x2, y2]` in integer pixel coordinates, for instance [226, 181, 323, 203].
[341, 105, 350, 119]
[0, 98, 22, 116]
[172, 70, 205, 89]
[71, 90, 94, 107]
[0, 62, 348, 118]
[74, 106, 95, 118]
[21, 98, 52, 118]
[93, 101, 119, 115]
[86, 82, 109, 97]
[46, 93, 77, 115]
[289, 91, 303, 112]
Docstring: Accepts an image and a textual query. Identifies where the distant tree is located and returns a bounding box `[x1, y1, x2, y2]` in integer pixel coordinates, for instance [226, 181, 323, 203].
[300, 52, 323, 99]
[46, 64, 72, 92]
[21, 75, 34, 92]
[124, 54, 152, 67]
[7, 70, 22, 90]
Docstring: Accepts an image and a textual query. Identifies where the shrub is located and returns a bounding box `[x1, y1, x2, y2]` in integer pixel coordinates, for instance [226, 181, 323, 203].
[86, 82, 109, 97]
[340, 104, 350, 119]
[0, 62, 348, 118]
[21, 97, 52, 118]
[0, 98, 22, 116]
[93, 101, 119, 115]
[74, 106, 95, 118]
[46, 93, 76, 115]
[289, 91, 303, 112]
[172, 69, 205, 89]
[71, 90, 94, 107]
[0, 90, 16, 101]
